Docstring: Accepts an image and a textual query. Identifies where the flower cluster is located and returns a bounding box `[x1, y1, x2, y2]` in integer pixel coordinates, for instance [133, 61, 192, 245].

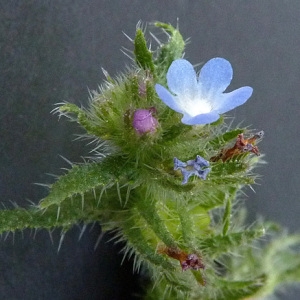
[132, 57, 254, 185]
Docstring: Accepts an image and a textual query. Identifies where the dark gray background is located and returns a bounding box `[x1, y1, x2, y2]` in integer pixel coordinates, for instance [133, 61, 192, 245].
[1, 1, 299, 299]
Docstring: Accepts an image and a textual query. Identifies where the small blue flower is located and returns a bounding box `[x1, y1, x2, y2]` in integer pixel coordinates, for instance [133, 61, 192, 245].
[174, 155, 211, 184]
[155, 58, 253, 125]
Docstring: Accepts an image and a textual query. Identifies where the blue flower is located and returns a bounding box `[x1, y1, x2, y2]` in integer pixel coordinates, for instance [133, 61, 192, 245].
[174, 155, 211, 185]
[155, 58, 253, 125]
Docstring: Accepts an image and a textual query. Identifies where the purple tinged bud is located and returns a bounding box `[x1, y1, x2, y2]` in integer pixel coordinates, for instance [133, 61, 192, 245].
[132, 107, 158, 135]
[138, 82, 147, 97]
[138, 72, 153, 97]
[181, 253, 205, 271]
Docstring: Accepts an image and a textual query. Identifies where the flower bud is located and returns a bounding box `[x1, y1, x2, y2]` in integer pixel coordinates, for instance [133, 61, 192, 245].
[132, 107, 158, 135]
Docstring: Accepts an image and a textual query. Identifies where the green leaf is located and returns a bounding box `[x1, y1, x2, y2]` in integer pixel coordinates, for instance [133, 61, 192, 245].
[263, 234, 300, 289]
[122, 214, 174, 270]
[199, 228, 265, 257]
[214, 274, 266, 300]
[0, 201, 97, 234]
[154, 22, 185, 80]
[222, 195, 232, 236]
[137, 199, 178, 248]
[208, 128, 244, 150]
[0, 187, 135, 234]
[211, 159, 248, 176]
[59, 103, 101, 135]
[161, 123, 191, 142]
[39, 161, 118, 209]
[276, 252, 300, 283]
[195, 187, 237, 210]
[0, 208, 42, 233]
[125, 75, 140, 105]
[134, 29, 155, 73]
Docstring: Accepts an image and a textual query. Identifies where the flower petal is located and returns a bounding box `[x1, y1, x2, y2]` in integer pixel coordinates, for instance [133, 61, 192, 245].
[181, 111, 220, 125]
[155, 84, 185, 113]
[213, 86, 253, 114]
[167, 59, 198, 98]
[174, 157, 187, 169]
[195, 155, 210, 168]
[198, 58, 233, 97]
[196, 168, 211, 180]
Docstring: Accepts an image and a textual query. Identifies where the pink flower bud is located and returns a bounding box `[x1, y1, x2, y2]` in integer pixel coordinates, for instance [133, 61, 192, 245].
[132, 108, 158, 135]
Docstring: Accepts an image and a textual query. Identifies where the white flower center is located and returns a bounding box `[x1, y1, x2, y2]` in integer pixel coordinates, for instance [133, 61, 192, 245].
[182, 97, 212, 117]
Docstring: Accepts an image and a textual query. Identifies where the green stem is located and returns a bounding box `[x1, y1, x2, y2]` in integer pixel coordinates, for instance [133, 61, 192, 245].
[122, 215, 174, 270]
[177, 202, 196, 249]
[136, 198, 177, 248]
[222, 193, 233, 236]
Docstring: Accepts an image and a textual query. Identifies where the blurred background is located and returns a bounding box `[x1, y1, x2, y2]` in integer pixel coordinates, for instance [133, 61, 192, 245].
[0, 1, 299, 299]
